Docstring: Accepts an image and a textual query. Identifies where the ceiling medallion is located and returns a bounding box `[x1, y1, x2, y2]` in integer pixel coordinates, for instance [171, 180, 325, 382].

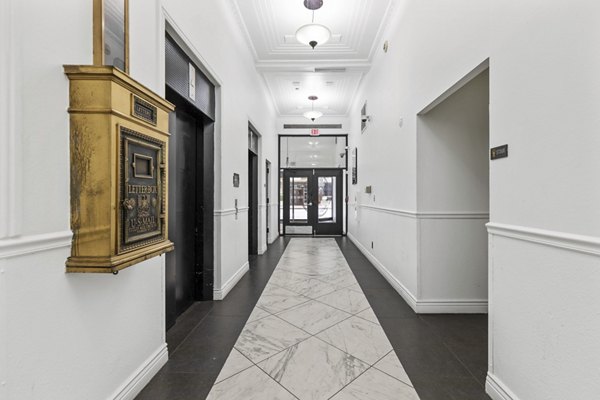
[303, 95, 323, 121]
[295, 1, 331, 49]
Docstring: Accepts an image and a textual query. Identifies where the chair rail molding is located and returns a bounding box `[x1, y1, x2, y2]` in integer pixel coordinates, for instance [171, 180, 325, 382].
[359, 204, 489, 220]
[0, 231, 72, 260]
[214, 207, 250, 217]
[487, 222, 600, 257]
[0, 0, 22, 239]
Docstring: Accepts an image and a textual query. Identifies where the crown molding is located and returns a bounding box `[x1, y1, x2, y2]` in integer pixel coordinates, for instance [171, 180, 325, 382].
[227, 0, 260, 62]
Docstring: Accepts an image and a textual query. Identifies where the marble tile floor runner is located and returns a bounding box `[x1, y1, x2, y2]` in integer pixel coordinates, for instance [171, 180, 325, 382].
[206, 238, 420, 400]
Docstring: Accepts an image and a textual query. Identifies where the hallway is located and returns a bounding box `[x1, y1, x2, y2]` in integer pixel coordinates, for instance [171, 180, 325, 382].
[137, 238, 488, 400]
[2, 1, 599, 399]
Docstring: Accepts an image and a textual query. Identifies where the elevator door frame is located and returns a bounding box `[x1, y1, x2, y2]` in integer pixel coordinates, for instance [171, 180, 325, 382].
[164, 32, 216, 330]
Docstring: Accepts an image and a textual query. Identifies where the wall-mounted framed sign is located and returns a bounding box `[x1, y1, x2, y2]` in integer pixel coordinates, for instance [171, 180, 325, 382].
[490, 144, 509, 160]
[94, 0, 130, 73]
[233, 173, 240, 188]
[352, 147, 358, 185]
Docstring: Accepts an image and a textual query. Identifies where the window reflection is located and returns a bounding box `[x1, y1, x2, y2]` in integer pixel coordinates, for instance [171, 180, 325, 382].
[104, 0, 126, 71]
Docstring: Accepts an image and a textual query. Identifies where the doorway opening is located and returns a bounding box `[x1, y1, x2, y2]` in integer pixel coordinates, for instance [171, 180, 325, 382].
[416, 64, 490, 313]
[279, 135, 347, 236]
[248, 126, 259, 255]
[164, 34, 215, 330]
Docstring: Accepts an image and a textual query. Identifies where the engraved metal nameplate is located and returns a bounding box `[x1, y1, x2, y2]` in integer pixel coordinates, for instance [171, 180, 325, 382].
[491, 144, 509, 160]
[120, 126, 165, 251]
[132, 95, 158, 126]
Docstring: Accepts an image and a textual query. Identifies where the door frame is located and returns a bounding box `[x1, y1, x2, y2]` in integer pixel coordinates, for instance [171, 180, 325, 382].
[164, 33, 216, 331]
[282, 168, 344, 236]
[278, 134, 348, 237]
[248, 149, 259, 255]
[266, 159, 271, 243]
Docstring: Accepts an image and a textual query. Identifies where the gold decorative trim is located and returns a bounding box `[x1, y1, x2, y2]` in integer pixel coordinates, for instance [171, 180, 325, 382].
[92, 0, 104, 66]
[64, 65, 174, 111]
[92, 0, 130, 73]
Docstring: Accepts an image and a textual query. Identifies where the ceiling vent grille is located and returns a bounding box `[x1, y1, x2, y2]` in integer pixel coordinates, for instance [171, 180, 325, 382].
[313, 67, 346, 73]
[283, 124, 343, 129]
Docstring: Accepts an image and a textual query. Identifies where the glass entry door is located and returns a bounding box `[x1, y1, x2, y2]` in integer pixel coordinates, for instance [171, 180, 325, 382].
[283, 169, 343, 235]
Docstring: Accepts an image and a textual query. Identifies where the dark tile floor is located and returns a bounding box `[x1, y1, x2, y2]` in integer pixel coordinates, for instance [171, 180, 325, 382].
[137, 237, 490, 400]
[136, 238, 291, 400]
[335, 237, 490, 400]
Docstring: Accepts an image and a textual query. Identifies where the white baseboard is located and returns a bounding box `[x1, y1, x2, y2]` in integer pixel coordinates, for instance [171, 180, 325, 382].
[258, 245, 267, 255]
[486, 373, 520, 400]
[110, 344, 168, 400]
[416, 299, 488, 314]
[213, 261, 249, 300]
[347, 233, 488, 314]
[268, 233, 279, 245]
[347, 232, 418, 311]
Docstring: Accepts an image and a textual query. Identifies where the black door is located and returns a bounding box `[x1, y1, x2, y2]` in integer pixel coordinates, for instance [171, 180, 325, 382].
[248, 150, 258, 255]
[265, 160, 271, 242]
[165, 88, 215, 330]
[312, 169, 344, 235]
[282, 169, 343, 235]
[165, 105, 198, 329]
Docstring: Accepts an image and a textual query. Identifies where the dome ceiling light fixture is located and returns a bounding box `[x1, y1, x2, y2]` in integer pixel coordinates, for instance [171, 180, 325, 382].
[304, 0, 323, 10]
[295, 1, 331, 49]
[303, 95, 323, 122]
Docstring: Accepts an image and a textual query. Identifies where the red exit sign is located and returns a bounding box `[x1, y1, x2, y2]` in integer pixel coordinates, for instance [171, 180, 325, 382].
[310, 128, 320, 136]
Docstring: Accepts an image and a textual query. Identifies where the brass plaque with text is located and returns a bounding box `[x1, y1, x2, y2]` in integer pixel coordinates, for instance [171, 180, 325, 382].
[120, 126, 165, 251]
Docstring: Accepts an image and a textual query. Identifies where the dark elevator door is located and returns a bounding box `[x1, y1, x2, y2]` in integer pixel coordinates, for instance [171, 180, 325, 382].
[176, 110, 198, 315]
[165, 100, 203, 330]
[165, 34, 215, 331]
[248, 150, 258, 255]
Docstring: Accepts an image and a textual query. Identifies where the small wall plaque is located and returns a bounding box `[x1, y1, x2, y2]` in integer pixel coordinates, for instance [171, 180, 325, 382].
[233, 173, 240, 188]
[491, 144, 509, 160]
[132, 95, 158, 126]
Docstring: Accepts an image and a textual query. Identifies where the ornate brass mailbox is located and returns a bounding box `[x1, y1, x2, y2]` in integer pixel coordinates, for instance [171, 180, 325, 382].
[64, 66, 174, 273]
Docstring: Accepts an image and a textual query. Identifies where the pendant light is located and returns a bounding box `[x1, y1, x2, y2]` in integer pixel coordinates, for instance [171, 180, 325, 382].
[295, 1, 331, 49]
[303, 95, 323, 121]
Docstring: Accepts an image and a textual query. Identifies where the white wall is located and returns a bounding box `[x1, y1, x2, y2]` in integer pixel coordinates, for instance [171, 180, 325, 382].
[0, 0, 278, 399]
[347, 0, 490, 312]
[347, 0, 600, 398]
[486, 0, 600, 399]
[417, 70, 489, 311]
[0, 1, 166, 400]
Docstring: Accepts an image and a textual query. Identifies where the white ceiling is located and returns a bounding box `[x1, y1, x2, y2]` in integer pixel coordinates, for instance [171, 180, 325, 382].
[263, 71, 364, 116]
[230, 0, 396, 117]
